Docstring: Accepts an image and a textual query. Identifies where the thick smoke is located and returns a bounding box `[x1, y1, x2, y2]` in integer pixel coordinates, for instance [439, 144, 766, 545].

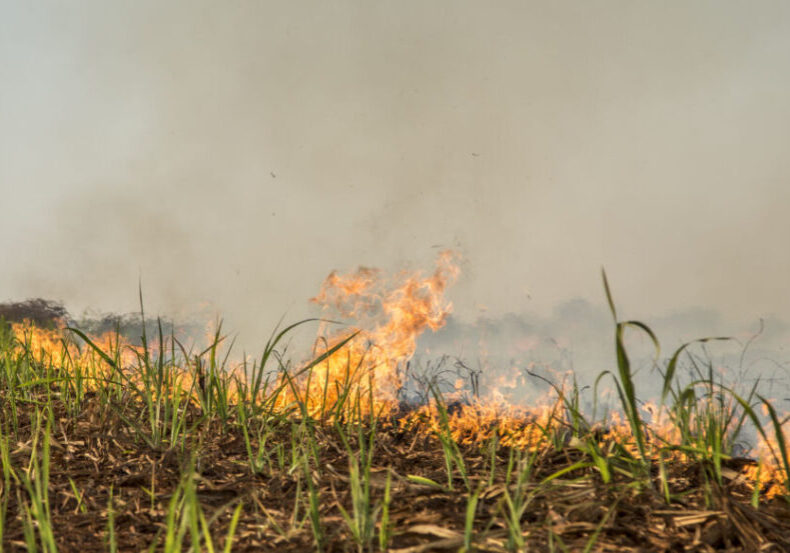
[2, 2, 790, 361]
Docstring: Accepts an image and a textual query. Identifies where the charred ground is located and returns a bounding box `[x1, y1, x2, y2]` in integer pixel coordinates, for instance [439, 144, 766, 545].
[2, 389, 790, 552]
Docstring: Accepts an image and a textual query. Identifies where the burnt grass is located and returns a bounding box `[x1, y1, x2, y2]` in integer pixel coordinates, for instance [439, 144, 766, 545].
[3, 393, 790, 553]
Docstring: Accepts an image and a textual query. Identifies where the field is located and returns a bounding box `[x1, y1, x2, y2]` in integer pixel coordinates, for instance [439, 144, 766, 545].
[2, 265, 790, 552]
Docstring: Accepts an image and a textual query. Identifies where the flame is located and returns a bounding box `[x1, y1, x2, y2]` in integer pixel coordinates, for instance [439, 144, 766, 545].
[9, 321, 141, 371]
[275, 250, 460, 418]
[6, 251, 790, 498]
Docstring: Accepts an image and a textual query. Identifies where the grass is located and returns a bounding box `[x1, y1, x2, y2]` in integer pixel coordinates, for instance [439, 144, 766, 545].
[1, 279, 790, 551]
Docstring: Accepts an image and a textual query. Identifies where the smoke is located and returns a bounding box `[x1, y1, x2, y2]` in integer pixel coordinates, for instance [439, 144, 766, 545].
[3, 2, 790, 358]
[416, 299, 790, 408]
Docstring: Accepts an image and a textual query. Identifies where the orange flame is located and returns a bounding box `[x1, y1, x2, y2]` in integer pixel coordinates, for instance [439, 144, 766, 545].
[277, 250, 460, 419]
[7, 252, 790, 498]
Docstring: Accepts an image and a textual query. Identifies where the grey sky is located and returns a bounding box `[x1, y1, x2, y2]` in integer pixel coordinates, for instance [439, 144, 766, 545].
[2, 1, 790, 349]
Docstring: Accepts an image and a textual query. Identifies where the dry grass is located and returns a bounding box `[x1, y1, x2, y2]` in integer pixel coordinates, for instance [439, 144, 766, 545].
[3, 288, 790, 552]
[2, 389, 790, 552]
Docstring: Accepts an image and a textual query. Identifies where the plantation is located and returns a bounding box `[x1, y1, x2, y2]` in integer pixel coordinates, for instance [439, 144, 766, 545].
[2, 267, 790, 552]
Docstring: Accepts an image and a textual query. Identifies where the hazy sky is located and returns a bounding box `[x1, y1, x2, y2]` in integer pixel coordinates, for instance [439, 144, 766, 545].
[2, 1, 790, 348]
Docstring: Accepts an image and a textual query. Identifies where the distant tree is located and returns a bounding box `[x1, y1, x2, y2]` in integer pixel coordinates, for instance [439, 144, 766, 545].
[0, 298, 70, 328]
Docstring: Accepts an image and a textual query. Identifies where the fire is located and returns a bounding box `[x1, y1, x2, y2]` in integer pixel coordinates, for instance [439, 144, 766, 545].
[8, 321, 139, 371]
[5, 252, 790, 499]
[276, 250, 460, 419]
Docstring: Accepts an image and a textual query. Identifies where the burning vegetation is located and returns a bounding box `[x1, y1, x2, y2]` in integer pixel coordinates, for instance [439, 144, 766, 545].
[2, 253, 790, 552]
